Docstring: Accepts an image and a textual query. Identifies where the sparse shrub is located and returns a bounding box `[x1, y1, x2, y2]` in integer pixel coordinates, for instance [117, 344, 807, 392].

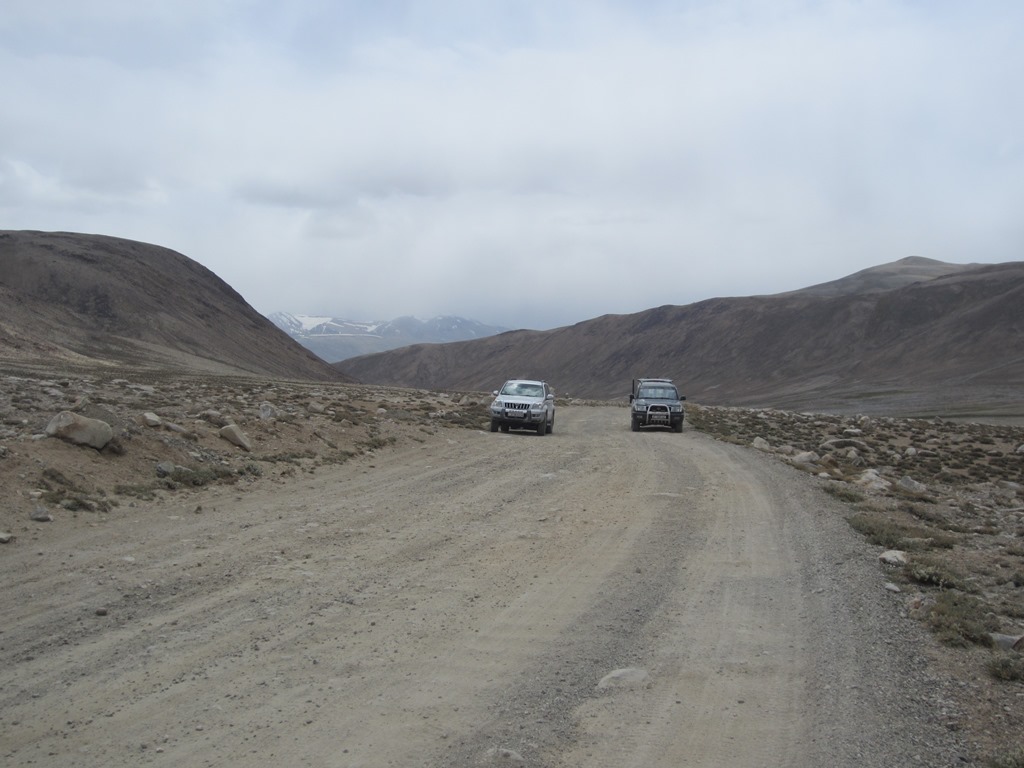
[924, 590, 997, 647]
[987, 653, 1024, 683]
[847, 512, 956, 551]
[989, 745, 1024, 768]
[113, 483, 157, 500]
[168, 466, 236, 487]
[848, 512, 906, 548]
[908, 554, 971, 591]
[357, 436, 397, 452]
[901, 502, 970, 533]
[259, 450, 316, 464]
[825, 484, 865, 504]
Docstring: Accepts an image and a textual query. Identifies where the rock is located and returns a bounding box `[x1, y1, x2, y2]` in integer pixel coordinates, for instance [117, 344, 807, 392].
[819, 438, 871, 453]
[897, 476, 928, 494]
[853, 469, 892, 492]
[752, 437, 771, 451]
[884, 582, 902, 593]
[307, 400, 326, 414]
[45, 411, 113, 450]
[141, 412, 162, 427]
[0, 532, 13, 543]
[219, 424, 253, 452]
[259, 402, 278, 421]
[31, 506, 53, 522]
[879, 550, 908, 566]
[990, 633, 1024, 651]
[791, 451, 820, 465]
[198, 410, 230, 427]
[155, 461, 177, 478]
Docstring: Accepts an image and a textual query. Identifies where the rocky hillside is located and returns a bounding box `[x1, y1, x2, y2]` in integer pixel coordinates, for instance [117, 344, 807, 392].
[0, 231, 347, 382]
[336, 258, 1024, 418]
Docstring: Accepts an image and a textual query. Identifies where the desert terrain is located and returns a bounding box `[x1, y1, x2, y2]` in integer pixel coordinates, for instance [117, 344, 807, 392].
[2, 368, 1022, 767]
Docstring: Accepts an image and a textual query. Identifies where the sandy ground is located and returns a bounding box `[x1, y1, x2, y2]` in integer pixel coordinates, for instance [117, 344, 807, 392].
[1, 406, 968, 767]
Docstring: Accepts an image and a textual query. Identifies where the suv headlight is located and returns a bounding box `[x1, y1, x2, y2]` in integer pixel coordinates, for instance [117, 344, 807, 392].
[529, 401, 546, 411]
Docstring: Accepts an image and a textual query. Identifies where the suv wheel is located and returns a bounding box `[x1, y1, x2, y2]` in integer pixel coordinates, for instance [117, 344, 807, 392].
[490, 419, 500, 433]
[547, 415, 554, 434]
[631, 417, 640, 432]
[535, 418, 546, 436]
[673, 419, 683, 433]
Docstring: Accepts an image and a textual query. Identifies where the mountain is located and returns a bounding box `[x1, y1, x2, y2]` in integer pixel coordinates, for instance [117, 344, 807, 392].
[335, 257, 1024, 417]
[0, 230, 347, 381]
[268, 312, 508, 363]
[780, 255, 980, 298]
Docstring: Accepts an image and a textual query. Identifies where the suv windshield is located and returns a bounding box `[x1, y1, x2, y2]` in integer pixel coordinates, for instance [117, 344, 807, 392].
[638, 387, 677, 399]
[501, 383, 544, 398]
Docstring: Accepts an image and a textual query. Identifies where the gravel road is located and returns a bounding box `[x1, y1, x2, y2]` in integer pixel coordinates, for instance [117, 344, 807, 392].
[1, 406, 969, 767]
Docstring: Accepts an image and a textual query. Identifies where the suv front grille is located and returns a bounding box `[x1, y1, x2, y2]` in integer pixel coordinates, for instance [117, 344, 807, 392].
[504, 402, 530, 411]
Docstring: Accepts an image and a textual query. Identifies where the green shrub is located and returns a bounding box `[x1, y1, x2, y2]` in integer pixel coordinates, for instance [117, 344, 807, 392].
[848, 512, 906, 548]
[925, 591, 997, 647]
[908, 555, 970, 591]
[848, 512, 959, 551]
[987, 653, 1024, 683]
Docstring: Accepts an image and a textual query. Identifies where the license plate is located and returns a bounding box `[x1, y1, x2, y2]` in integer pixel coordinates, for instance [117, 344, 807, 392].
[506, 410, 524, 418]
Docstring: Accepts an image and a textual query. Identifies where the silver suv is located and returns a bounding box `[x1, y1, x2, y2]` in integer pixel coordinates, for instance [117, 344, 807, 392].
[489, 379, 555, 435]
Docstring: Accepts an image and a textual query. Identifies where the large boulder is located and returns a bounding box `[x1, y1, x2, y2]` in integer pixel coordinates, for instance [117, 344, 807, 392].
[45, 411, 113, 450]
[219, 424, 253, 452]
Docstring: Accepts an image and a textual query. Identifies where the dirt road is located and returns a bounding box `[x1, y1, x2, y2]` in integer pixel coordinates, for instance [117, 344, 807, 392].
[1, 406, 965, 767]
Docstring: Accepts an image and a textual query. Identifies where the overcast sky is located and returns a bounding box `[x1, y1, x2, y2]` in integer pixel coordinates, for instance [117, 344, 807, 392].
[2, 1, 1021, 330]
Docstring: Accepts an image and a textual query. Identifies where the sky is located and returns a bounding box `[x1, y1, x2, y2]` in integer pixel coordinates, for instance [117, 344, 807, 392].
[2, 1, 1022, 330]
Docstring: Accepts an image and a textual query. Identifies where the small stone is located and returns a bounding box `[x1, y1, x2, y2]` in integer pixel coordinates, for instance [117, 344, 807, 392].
[30, 506, 53, 522]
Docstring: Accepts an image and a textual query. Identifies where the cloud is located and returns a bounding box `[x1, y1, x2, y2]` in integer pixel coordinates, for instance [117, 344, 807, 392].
[2, 1, 1022, 329]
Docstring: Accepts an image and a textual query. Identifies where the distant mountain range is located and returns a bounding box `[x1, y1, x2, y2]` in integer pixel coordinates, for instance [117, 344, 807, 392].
[267, 313, 509, 363]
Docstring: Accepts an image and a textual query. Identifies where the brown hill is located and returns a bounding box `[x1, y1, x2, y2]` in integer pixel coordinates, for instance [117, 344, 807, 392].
[0, 230, 346, 381]
[336, 259, 1024, 417]
[779, 255, 979, 297]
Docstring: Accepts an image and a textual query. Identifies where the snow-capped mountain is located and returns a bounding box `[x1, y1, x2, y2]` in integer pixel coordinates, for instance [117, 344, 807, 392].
[268, 312, 509, 363]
